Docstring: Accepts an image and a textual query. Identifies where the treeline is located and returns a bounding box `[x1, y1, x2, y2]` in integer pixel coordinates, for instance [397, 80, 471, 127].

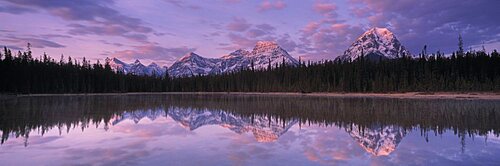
[173, 50, 500, 92]
[1, 45, 500, 93]
[0, 46, 169, 93]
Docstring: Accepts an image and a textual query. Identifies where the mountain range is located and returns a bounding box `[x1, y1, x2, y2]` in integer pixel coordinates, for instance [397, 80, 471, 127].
[105, 57, 167, 77]
[106, 27, 410, 77]
[167, 41, 298, 77]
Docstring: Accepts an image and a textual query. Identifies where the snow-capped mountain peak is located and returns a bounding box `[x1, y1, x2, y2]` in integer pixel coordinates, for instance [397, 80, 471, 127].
[248, 40, 298, 70]
[338, 27, 412, 61]
[253, 41, 280, 52]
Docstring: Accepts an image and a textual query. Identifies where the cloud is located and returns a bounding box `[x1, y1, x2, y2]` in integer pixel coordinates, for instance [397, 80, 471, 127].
[2, 36, 65, 49]
[0, 4, 37, 14]
[67, 24, 149, 43]
[38, 34, 72, 39]
[164, 0, 201, 10]
[313, 2, 337, 15]
[258, 0, 286, 12]
[297, 2, 363, 59]
[224, 0, 241, 4]
[255, 24, 276, 31]
[245, 23, 277, 38]
[226, 17, 252, 32]
[226, 33, 258, 49]
[4, 0, 153, 42]
[246, 29, 268, 38]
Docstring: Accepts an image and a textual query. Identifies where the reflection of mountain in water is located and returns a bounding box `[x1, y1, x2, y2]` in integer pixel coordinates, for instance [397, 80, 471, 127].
[112, 109, 166, 125]
[112, 107, 298, 142]
[2, 94, 500, 153]
[347, 125, 406, 156]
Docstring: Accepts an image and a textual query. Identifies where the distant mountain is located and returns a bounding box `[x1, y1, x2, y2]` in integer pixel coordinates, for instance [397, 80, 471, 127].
[167, 52, 222, 77]
[337, 27, 412, 61]
[247, 41, 299, 70]
[167, 41, 299, 77]
[105, 58, 167, 77]
[347, 124, 406, 156]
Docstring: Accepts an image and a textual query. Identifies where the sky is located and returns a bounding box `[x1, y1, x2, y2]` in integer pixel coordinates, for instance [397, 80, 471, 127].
[1, 0, 499, 66]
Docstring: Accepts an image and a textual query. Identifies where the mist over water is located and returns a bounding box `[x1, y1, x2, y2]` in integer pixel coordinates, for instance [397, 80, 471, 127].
[1, 94, 500, 165]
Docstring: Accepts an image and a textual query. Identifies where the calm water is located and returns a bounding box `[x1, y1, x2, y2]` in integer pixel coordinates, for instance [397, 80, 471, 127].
[1, 94, 500, 166]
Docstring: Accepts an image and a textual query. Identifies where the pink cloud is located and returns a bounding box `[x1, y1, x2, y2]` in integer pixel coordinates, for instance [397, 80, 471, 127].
[258, 0, 286, 12]
[313, 2, 337, 15]
[302, 22, 320, 36]
[226, 17, 252, 32]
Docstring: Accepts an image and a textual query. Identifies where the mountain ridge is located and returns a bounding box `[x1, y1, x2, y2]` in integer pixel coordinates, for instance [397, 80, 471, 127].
[167, 41, 299, 77]
[337, 27, 413, 61]
[105, 57, 167, 77]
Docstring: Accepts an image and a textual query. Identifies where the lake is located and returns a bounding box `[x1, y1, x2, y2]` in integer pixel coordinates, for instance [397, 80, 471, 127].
[1, 94, 500, 165]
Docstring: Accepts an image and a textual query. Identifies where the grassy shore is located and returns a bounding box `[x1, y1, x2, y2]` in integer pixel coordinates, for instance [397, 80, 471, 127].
[2, 92, 500, 100]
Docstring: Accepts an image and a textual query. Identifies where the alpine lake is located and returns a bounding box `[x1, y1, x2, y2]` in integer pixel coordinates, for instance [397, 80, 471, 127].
[1, 94, 499, 165]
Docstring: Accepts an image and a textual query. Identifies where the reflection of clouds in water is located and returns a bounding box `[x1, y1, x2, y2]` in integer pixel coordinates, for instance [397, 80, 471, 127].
[297, 125, 367, 165]
[0, 135, 65, 150]
[369, 132, 500, 166]
[57, 118, 195, 165]
[220, 131, 277, 165]
[63, 144, 154, 165]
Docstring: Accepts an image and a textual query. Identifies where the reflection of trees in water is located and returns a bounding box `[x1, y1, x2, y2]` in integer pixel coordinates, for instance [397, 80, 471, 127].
[1, 94, 499, 145]
[0, 95, 170, 144]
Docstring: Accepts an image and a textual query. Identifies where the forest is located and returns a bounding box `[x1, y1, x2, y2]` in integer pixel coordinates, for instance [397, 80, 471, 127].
[0, 45, 499, 94]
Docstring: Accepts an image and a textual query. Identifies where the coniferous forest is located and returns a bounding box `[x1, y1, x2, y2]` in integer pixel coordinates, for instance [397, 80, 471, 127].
[0, 45, 499, 94]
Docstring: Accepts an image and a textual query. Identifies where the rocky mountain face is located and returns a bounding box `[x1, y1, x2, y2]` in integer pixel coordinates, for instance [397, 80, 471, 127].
[167, 52, 223, 77]
[337, 27, 412, 61]
[167, 41, 299, 77]
[105, 58, 167, 77]
[347, 124, 407, 156]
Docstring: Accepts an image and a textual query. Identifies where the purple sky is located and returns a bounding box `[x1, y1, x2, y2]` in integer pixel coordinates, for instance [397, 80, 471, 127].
[1, 0, 499, 66]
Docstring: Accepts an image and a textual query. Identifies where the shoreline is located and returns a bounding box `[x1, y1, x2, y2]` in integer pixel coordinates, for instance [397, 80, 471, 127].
[3, 91, 500, 100]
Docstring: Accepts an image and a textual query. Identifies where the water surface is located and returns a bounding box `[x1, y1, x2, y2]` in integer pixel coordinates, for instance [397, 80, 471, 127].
[1, 94, 500, 165]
